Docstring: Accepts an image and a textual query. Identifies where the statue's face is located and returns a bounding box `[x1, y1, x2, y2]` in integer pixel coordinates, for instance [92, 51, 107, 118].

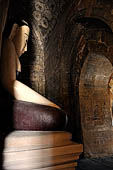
[13, 25, 30, 57]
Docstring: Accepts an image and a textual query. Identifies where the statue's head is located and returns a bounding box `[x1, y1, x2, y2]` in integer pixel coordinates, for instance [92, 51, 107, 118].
[9, 20, 30, 57]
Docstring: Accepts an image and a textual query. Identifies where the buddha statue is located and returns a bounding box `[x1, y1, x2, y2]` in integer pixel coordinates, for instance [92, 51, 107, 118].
[0, 20, 68, 131]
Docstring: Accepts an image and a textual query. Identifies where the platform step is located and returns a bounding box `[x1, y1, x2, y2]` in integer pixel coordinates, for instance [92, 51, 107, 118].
[2, 131, 83, 170]
[4, 131, 72, 151]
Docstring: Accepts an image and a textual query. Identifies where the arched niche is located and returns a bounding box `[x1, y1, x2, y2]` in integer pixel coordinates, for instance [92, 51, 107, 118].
[79, 51, 113, 157]
[66, 0, 113, 32]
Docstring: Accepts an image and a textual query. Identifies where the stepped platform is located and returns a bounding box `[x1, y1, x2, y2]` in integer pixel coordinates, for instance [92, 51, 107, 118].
[2, 131, 83, 170]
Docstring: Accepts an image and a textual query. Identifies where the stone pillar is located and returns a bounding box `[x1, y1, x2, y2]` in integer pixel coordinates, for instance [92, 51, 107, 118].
[79, 30, 113, 157]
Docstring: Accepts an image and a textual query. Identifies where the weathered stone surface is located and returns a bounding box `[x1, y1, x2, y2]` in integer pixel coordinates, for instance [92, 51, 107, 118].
[79, 28, 113, 157]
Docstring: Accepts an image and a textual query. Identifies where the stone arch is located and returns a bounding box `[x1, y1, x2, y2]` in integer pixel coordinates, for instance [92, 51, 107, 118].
[56, 13, 113, 142]
[64, 11, 113, 157]
[79, 50, 113, 157]
[66, 1, 113, 32]
[75, 17, 112, 31]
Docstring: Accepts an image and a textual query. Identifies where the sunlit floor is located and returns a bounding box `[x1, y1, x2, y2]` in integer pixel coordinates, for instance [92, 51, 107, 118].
[76, 157, 113, 170]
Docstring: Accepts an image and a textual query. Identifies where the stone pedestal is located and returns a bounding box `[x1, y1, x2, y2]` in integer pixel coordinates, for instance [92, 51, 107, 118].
[2, 131, 83, 170]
